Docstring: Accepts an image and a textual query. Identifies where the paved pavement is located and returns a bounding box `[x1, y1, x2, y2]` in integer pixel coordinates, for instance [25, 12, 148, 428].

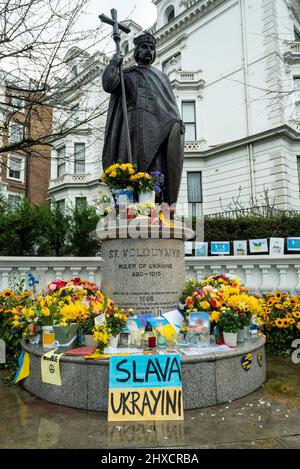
[0, 357, 299, 449]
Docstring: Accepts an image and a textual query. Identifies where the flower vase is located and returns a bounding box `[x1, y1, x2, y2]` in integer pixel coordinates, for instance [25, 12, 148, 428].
[53, 323, 79, 352]
[223, 332, 238, 348]
[42, 326, 56, 349]
[138, 190, 156, 205]
[109, 335, 119, 348]
[213, 325, 224, 345]
[84, 334, 98, 347]
[237, 328, 245, 343]
[244, 325, 250, 339]
[112, 186, 134, 205]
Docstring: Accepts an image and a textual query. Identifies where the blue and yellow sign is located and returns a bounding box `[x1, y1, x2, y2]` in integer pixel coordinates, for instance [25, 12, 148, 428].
[241, 353, 252, 371]
[108, 354, 184, 421]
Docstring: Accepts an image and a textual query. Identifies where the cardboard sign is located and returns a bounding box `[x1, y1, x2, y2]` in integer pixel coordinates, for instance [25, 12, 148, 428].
[41, 350, 63, 386]
[249, 239, 268, 253]
[108, 354, 184, 422]
[234, 240, 247, 256]
[211, 242, 230, 255]
[270, 238, 284, 255]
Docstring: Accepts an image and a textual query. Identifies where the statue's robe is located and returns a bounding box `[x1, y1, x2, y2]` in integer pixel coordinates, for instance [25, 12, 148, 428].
[102, 60, 184, 204]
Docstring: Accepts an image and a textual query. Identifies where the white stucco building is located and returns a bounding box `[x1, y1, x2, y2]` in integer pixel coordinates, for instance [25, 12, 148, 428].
[48, 0, 300, 216]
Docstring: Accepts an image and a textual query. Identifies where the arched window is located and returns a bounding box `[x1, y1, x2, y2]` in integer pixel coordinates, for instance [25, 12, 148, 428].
[122, 41, 129, 55]
[164, 5, 175, 25]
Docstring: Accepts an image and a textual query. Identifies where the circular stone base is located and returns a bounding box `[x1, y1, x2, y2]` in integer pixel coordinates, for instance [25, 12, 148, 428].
[22, 335, 266, 411]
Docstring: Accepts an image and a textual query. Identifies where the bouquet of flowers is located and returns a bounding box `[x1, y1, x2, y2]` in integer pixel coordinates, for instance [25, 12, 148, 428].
[101, 163, 135, 189]
[130, 170, 165, 194]
[218, 307, 241, 333]
[105, 300, 132, 336]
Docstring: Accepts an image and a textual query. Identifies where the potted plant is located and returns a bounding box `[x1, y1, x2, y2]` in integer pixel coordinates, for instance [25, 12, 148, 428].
[130, 171, 165, 204]
[218, 308, 241, 348]
[105, 302, 130, 348]
[92, 323, 111, 352]
[101, 163, 135, 204]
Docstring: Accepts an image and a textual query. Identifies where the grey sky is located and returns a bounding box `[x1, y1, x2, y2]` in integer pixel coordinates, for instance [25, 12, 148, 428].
[81, 0, 157, 30]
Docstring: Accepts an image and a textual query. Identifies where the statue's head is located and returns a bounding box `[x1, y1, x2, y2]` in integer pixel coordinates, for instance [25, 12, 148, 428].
[133, 32, 156, 66]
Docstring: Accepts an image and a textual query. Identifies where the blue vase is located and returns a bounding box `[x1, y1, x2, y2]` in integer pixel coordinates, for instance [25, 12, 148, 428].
[112, 187, 134, 205]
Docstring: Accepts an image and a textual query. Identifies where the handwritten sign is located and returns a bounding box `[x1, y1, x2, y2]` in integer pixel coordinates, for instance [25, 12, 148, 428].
[41, 350, 63, 386]
[108, 354, 184, 422]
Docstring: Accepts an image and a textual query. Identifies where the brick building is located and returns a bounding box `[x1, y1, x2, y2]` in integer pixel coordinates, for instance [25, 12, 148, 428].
[0, 72, 52, 206]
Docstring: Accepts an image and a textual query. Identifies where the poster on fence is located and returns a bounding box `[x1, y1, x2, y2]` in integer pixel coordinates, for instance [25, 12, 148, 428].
[233, 240, 247, 256]
[195, 242, 208, 257]
[249, 239, 268, 253]
[184, 242, 193, 255]
[211, 242, 230, 255]
[287, 238, 300, 251]
[108, 354, 184, 421]
[270, 238, 284, 256]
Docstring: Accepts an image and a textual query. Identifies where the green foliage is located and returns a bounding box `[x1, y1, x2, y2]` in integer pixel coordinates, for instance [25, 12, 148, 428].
[0, 197, 101, 256]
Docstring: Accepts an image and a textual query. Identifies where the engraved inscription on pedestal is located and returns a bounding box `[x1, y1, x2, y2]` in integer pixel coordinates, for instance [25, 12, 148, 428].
[101, 238, 185, 314]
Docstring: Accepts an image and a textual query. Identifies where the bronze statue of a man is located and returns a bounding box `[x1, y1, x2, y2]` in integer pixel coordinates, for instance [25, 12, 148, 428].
[102, 32, 185, 205]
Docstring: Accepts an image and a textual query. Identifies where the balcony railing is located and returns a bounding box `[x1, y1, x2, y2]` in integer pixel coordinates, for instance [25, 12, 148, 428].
[283, 42, 300, 63]
[48, 173, 93, 189]
[184, 140, 206, 152]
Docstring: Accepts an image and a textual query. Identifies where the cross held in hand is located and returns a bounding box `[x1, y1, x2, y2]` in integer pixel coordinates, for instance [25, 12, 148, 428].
[99, 9, 131, 49]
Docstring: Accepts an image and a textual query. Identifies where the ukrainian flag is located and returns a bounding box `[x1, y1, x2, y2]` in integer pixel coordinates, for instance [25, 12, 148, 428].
[14, 350, 30, 383]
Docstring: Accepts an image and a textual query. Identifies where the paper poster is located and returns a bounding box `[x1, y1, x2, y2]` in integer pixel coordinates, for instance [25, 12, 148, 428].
[187, 312, 210, 347]
[195, 242, 208, 257]
[287, 238, 300, 251]
[0, 339, 5, 364]
[211, 242, 230, 255]
[234, 240, 247, 256]
[270, 238, 284, 255]
[41, 350, 63, 386]
[94, 313, 106, 327]
[108, 354, 184, 421]
[249, 239, 268, 253]
[148, 316, 177, 339]
[162, 310, 184, 333]
[184, 242, 193, 255]
[139, 312, 156, 328]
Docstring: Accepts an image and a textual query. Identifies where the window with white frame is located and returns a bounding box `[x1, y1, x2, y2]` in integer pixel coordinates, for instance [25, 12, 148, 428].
[297, 156, 300, 194]
[8, 155, 23, 181]
[10, 122, 23, 143]
[75, 196, 87, 209]
[187, 172, 202, 218]
[10, 94, 25, 110]
[182, 101, 196, 141]
[8, 193, 21, 210]
[162, 52, 181, 75]
[74, 143, 85, 174]
[56, 199, 65, 213]
[294, 78, 300, 119]
[57, 146, 66, 177]
[71, 103, 80, 121]
[164, 5, 175, 25]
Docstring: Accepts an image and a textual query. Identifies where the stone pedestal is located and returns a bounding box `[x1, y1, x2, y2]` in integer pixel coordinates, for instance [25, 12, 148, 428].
[101, 237, 185, 314]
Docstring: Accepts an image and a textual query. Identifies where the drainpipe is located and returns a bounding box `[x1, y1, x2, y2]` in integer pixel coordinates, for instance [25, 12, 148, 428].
[239, 0, 255, 202]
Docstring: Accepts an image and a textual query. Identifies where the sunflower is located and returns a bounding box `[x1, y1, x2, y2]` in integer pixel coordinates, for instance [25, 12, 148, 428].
[275, 318, 284, 328]
[292, 311, 300, 319]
